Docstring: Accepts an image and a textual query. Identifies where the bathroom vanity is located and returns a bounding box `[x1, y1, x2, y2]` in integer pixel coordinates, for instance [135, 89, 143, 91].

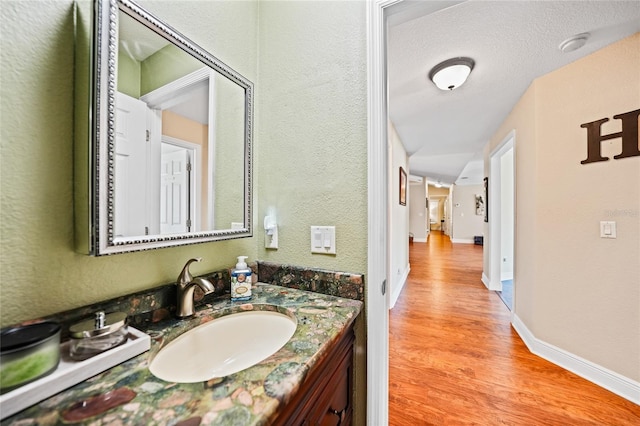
[2, 284, 362, 425]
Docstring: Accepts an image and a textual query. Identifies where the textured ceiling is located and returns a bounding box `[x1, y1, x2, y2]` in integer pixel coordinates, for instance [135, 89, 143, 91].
[388, 0, 640, 186]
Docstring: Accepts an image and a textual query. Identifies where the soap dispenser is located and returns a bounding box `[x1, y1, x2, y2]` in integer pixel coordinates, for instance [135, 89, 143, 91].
[231, 256, 252, 301]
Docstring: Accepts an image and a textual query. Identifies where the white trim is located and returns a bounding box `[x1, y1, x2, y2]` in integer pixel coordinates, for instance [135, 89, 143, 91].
[451, 238, 474, 244]
[140, 68, 213, 109]
[369, 1, 473, 423]
[368, 0, 400, 423]
[512, 315, 640, 405]
[481, 272, 490, 289]
[501, 272, 514, 282]
[489, 277, 502, 291]
[487, 131, 516, 294]
[413, 237, 427, 243]
[207, 73, 217, 229]
[481, 272, 502, 291]
[389, 263, 410, 309]
[146, 108, 162, 235]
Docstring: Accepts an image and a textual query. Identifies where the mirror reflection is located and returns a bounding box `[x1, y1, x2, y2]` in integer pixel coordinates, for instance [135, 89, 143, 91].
[116, 11, 245, 238]
[90, 0, 253, 255]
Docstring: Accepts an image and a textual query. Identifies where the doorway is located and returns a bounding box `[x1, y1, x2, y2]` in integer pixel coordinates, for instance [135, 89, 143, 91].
[159, 137, 202, 233]
[160, 142, 193, 234]
[489, 131, 515, 310]
[367, 1, 468, 422]
[428, 199, 440, 231]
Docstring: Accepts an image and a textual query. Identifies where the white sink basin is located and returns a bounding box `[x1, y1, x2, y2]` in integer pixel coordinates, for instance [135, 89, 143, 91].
[149, 310, 296, 383]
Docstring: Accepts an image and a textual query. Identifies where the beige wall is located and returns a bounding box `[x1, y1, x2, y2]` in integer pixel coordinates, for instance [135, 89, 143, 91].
[485, 34, 639, 381]
[388, 123, 410, 299]
[428, 185, 450, 197]
[409, 181, 428, 242]
[451, 184, 484, 242]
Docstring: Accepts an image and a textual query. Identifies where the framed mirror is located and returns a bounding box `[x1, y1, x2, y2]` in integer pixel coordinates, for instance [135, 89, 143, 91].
[90, 0, 253, 255]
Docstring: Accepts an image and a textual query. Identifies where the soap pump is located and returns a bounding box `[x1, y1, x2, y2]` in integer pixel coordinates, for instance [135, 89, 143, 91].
[231, 256, 252, 301]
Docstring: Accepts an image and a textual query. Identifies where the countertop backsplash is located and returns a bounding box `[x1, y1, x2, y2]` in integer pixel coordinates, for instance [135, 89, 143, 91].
[6, 262, 364, 341]
[258, 261, 364, 302]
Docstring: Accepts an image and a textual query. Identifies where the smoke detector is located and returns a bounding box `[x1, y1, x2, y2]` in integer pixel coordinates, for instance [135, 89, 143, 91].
[559, 33, 590, 53]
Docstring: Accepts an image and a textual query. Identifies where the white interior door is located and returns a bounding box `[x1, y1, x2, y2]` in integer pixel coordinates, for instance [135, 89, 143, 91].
[160, 146, 190, 234]
[115, 92, 148, 237]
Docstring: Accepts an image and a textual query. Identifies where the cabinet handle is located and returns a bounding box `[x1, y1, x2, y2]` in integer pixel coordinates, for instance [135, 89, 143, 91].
[329, 407, 346, 425]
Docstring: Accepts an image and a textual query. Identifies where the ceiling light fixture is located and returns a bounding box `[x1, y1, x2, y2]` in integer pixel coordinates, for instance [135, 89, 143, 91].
[559, 33, 590, 53]
[429, 57, 475, 91]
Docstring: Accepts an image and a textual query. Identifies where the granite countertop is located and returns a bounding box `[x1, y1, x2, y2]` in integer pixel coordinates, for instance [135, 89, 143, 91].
[2, 283, 363, 425]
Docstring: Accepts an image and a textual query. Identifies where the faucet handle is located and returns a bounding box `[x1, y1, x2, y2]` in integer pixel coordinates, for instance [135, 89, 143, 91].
[178, 257, 202, 284]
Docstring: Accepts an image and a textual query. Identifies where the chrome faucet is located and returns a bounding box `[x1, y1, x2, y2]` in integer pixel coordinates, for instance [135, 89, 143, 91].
[176, 258, 215, 318]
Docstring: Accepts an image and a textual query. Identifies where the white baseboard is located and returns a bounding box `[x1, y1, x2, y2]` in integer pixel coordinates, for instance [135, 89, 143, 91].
[451, 238, 474, 244]
[511, 314, 640, 405]
[481, 272, 502, 291]
[413, 238, 427, 243]
[389, 263, 410, 310]
[481, 272, 490, 289]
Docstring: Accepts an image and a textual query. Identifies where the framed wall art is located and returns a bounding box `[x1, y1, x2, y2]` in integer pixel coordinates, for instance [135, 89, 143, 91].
[475, 194, 485, 216]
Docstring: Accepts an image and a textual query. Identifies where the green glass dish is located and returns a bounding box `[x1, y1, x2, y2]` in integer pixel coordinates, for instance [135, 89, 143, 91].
[0, 322, 61, 392]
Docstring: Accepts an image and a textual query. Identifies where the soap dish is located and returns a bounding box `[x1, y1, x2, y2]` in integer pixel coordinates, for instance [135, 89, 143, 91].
[0, 327, 150, 420]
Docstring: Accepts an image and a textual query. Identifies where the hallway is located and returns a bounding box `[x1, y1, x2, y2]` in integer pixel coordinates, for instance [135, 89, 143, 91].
[389, 231, 640, 425]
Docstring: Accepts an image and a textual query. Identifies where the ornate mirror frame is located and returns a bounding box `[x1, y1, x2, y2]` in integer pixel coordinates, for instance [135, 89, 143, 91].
[90, 0, 253, 255]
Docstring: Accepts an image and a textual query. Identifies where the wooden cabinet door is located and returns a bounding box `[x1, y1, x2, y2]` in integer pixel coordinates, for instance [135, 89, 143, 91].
[273, 325, 355, 426]
[306, 347, 352, 425]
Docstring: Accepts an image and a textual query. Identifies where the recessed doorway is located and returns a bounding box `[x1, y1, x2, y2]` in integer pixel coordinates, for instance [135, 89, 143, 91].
[489, 131, 515, 310]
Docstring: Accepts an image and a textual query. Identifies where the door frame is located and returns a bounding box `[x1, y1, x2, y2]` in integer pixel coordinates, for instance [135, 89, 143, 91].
[140, 68, 217, 229]
[487, 130, 516, 293]
[368, 0, 466, 422]
[366, 0, 398, 423]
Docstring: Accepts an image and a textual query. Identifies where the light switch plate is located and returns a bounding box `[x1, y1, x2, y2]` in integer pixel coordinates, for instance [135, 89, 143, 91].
[600, 221, 616, 239]
[310, 226, 336, 254]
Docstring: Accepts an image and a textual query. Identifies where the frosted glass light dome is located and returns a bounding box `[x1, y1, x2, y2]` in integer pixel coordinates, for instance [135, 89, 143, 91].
[429, 57, 475, 91]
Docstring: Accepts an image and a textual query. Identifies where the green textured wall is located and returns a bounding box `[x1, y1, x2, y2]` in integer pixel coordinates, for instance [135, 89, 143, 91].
[0, 0, 259, 327]
[140, 44, 203, 95]
[214, 74, 247, 229]
[117, 51, 140, 98]
[256, 1, 368, 275]
[0, 0, 367, 328]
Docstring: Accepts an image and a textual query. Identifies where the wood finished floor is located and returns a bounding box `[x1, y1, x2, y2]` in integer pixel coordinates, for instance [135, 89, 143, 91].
[389, 231, 640, 425]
